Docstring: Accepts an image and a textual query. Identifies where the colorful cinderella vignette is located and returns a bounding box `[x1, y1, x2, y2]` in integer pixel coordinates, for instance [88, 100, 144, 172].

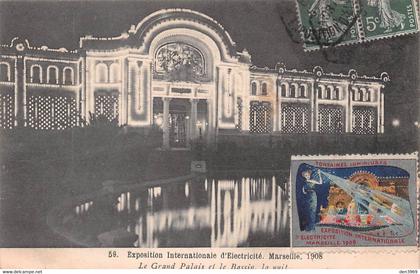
[290, 154, 418, 247]
[296, 0, 420, 50]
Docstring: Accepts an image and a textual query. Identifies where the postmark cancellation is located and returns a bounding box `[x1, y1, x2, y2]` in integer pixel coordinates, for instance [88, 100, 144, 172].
[296, 0, 420, 50]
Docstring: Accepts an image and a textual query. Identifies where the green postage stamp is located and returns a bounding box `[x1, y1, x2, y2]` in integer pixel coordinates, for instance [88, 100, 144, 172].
[296, 0, 420, 50]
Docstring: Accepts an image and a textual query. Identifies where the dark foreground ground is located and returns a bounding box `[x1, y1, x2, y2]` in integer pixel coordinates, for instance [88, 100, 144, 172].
[0, 126, 190, 247]
[0, 125, 416, 247]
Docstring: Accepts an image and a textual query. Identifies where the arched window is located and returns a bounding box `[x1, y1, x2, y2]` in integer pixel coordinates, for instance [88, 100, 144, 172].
[334, 87, 340, 100]
[365, 89, 371, 102]
[31, 65, 42, 83]
[109, 63, 120, 83]
[290, 84, 296, 98]
[0, 62, 10, 82]
[96, 63, 108, 83]
[317, 86, 323, 99]
[281, 84, 287, 97]
[358, 90, 363, 101]
[368, 88, 374, 102]
[351, 88, 357, 101]
[63, 67, 74, 85]
[326, 86, 333, 99]
[251, 82, 257, 95]
[261, 82, 268, 96]
[47, 66, 58, 84]
[299, 84, 306, 97]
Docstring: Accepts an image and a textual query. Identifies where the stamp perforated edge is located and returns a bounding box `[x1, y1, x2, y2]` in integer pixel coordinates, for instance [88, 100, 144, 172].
[294, 0, 420, 52]
[294, 0, 364, 51]
[288, 152, 419, 254]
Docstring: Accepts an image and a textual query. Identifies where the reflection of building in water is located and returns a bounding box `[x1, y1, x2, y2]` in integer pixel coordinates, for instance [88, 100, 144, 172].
[211, 178, 288, 247]
[0, 9, 389, 148]
[74, 201, 93, 215]
[113, 177, 288, 247]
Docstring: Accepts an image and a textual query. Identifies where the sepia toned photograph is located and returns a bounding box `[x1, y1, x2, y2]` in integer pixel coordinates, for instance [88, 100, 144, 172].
[0, 0, 418, 257]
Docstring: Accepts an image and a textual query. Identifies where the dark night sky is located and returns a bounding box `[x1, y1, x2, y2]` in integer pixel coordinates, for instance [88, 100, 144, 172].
[0, 0, 418, 132]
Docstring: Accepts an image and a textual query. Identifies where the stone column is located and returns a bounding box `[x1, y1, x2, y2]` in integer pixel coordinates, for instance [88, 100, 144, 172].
[86, 59, 96, 119]
[348, 85, 355, 132]
[217, 67, 224, 124]
[242, 97, 250, 132]
[379, 88, 384, 133]
[346, 83, 353, 133]
[79, 59, 86, 124]
[215, 67, 220, 142]
[162, 97, 171, 150]
[15, 55, 24, 127]
[190, 98, 198, 141]
[206, 99, 214, 143]
[311, 81, 318, 132]
[120, 59, 128, 126]
[274, 80, 279, 132]
[148, 62, 153, 125]
[277, 79, 282, 132]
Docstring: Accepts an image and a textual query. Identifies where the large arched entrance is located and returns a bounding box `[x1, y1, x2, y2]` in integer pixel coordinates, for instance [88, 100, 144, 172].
[153, 97, 208, 148]
[147, 26, 223, 148]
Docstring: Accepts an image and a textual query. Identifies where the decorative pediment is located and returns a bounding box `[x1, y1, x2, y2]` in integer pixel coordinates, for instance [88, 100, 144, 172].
[79, 9, 241, 63]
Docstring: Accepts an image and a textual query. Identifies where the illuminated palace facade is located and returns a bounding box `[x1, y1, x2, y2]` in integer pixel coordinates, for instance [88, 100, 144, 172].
[0, 9, 389, 148]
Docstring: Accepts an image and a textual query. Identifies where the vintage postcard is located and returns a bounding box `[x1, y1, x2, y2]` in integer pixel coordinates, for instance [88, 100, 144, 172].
[0, 0, 419, 270]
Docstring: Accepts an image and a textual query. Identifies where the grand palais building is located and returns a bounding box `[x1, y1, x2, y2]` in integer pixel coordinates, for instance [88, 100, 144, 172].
[0, 9, 389, 148]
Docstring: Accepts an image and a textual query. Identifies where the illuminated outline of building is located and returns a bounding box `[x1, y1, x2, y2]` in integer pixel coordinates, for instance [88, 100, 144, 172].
[0, 9, 389, 148]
